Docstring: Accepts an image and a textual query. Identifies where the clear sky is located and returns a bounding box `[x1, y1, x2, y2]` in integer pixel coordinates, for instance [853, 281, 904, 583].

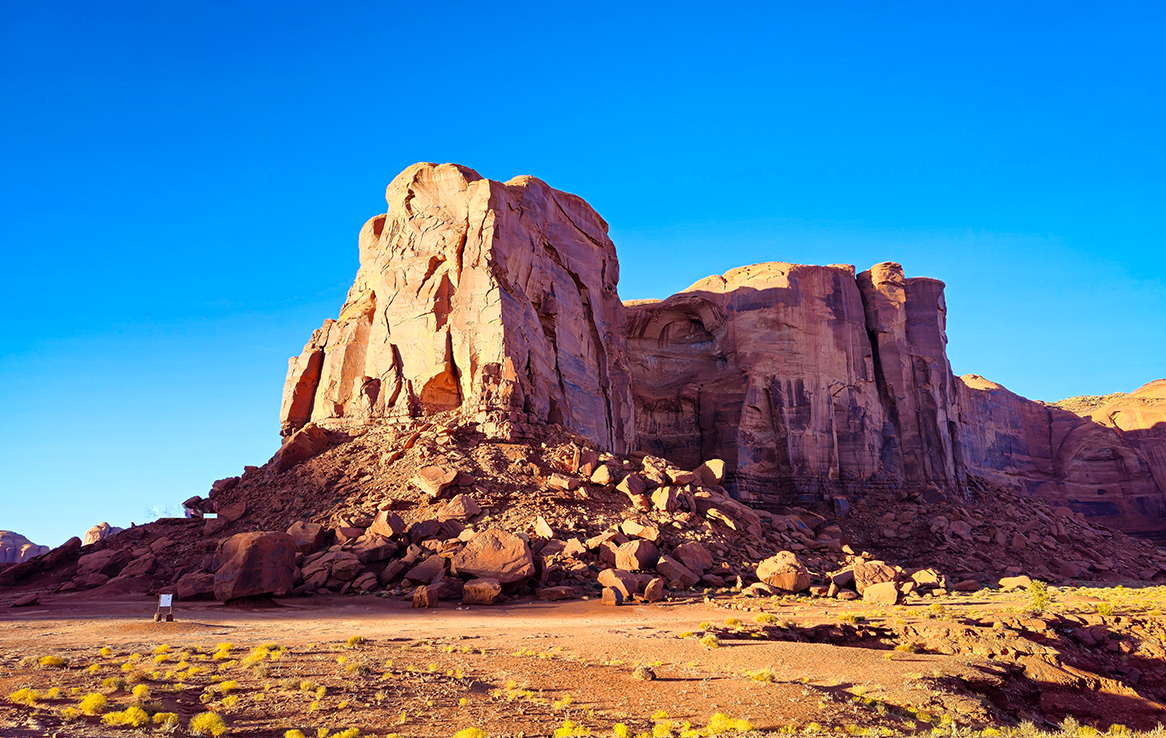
[2, 2, 1163, 547]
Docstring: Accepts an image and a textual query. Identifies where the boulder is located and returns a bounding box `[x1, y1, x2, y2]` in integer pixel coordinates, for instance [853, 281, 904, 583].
[286, 522, 327, 554]
[756, 551, 811, 593]
[643, 577, 665, 602]
[619, 520, 660, 542]
[452, 529, 534, 584]
[591, 465, 615, 485]
[463, 577, 502, 605]
[213, 532, 297, 602]
[350, 534, 399, 564]
[270, 424, 333, 473]
[119, 553, 157, 578]
[852, 560, 898, 594]
[615, 540, 658, 572]
[12, 593, 39, 607]
[999, 575, 1034, 591]
[413, 466, 459, 498]
[534, 516, 555, 540]
[77, 548, 132, 578]
[537, 586, 576, 601]
[176, 572, 216, 601]
[353, 571, 379, 592]
[598, 568, 640, 599]
[655, 555, 699, 589]
[549, 473, 581, 491]
[694, 459, 726, 486]
[672, 542, 713, 573]
[863, 581, 900, 605]
[330, 553, 363, 581]
[369, 511, 407, 539]
[651, 487, 679, 512]
[412, 585, 435, 608]
[405, 555, 449, 584]
[601, 587, 624, 606]
[439, 494, 481, 521]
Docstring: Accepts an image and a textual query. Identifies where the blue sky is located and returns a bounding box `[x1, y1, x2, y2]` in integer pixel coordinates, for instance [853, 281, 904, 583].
[2, 2, 1163, 546]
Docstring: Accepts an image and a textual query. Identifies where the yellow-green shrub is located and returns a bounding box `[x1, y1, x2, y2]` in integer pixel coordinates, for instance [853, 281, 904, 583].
[78, 692, 108, 715]
[189, 711, 228, 736]
[39, 656, 67, 668]
[102, 706, 150, 727]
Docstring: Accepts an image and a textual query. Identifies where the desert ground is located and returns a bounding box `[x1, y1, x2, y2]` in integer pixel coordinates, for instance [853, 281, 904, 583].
[3, 583, 1165, 738]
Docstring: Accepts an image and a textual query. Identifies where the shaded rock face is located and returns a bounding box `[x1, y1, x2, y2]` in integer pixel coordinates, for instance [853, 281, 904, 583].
[958, 376, 1166, 541]
[213, 532, 296, 602]
[280, 163, 634, 453]
[626, 261, 964, 505]
[0, 531, 49, 564]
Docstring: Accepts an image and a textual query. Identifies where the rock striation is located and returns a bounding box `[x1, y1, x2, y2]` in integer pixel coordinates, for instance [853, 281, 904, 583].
[0, 531, 49, 564]
[280, 163, 634, 454]
[626, 261, 964, 505]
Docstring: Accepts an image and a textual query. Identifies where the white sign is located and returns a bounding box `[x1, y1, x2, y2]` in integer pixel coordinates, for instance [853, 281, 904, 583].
[203, 513, 218, 520]
[159, 594, 173, 608]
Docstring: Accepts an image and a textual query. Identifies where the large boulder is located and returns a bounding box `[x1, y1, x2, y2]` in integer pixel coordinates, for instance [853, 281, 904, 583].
[213, 532, 296, 602]
[286, 522, 327, 554]
[269, 424, 333, 474]
[852, 560, 898, 594]
[451, 529, 534, 585]
[756, 551, 811, 593]
[77, 548, 132, 578]
[277, 163, 635, 454]
[672, 542, 713, 573]
[176, 572, 216, 601]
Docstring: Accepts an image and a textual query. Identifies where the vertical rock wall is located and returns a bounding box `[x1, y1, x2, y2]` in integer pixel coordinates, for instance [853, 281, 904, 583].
[626, 261, 964, 505]
[280, 163, 634, 453]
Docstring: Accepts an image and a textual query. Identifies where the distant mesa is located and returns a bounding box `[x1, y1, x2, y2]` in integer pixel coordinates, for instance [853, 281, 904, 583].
[0, 531, 49, 564]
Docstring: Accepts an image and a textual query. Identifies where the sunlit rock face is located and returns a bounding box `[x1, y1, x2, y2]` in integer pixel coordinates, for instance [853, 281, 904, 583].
[625, 261, 964, 505]
[958, 376, 1166, 541]
[0, 531, 49, 564]
[280, 163, 634, 453]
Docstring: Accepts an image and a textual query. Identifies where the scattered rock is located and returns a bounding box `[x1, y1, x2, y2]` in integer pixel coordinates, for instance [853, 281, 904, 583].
[463, 578, 502, 605]
[412, 585, 435, 608]
[452, 529, 534, 585]
[615, 540, 659, 572]
[213, 532, 297, 602]
[412, 466, 459, 498]
[601, 587, 623, 606]
[862, 580, 900, 605]
[756, 551, 811, 593]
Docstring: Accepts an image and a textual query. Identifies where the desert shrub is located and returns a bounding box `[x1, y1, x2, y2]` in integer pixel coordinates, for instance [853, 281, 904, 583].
[333, 730, 360, 738]
[723, 617, 741, 627]
[79, 692, 108, 715]
[1096, 603, 1115, 617]
[222, 694, 239, 708]
[7, 688, 41, 706]
[1028, 581, 1051, 613]
[99, 647, 113, 657]
[700, 634, 720, 649]
[154, 712, 180, 727]
[613, 725, 631, 738]
[754, 613, 777, 624]
[704, 713, 753, 734]
[189, 711, 228, 736]
[750, 668, 776, 683]
[347, 635, 366, 648]
[39, 655, 67, 668]
[453, 730, 487, 738]
[285, 731, 307, 738]
[132, 684, 151, 701]
[553, 720, 591, 737]
[219, 680, 239, 694]
[102, 705, 150, 727]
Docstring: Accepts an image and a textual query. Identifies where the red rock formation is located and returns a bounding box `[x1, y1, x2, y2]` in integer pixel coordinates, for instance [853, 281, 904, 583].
[0, 531, 49, 564]
[281, 163, 634, 453]
[626, 261, 963, 505]
[958, 376, 1166, 540]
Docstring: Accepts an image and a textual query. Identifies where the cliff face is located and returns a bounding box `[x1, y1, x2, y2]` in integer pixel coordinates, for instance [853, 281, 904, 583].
[626, 262, 1166, 539]
[279, 163, 1164, 538]
[958, 376, 1166, 540]
[280, 163, 634, 453]
[626, 261, 964, 505]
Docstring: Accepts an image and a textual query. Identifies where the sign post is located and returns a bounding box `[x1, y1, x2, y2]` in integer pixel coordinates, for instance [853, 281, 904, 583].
[154, 593, 174, 622]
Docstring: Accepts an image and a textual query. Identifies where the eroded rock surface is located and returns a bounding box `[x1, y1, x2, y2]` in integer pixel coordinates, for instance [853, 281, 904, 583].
[0, 531, 48, 564]
[627, 261, 963, 505]
[280, 163, 634, 453]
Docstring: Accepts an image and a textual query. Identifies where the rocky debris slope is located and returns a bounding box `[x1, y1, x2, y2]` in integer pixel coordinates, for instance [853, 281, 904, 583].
[0, 531, 48, 564]
[280, 162, 634, 454]
[959, 376, 1166, 542]
[626, 261, 963, 506]
[3, 415, 1163, 614]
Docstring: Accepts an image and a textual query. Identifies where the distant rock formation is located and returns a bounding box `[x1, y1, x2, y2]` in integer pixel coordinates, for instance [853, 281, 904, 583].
[626, 261, 964, 503]
[83, 522, 124, 545]
[959, 377, 1166, 541]
[0, 531, 49, 564]
[281, 163, 634, 453]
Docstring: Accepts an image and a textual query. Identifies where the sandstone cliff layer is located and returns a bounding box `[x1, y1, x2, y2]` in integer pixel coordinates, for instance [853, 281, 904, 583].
[626, 261, 964, 505]
[281, 163, 634, 453]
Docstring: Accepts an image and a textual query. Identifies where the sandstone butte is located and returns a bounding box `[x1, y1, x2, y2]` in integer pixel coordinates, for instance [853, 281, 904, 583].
[0, 531, 49, 565]
[280, 162, 1166, 541]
